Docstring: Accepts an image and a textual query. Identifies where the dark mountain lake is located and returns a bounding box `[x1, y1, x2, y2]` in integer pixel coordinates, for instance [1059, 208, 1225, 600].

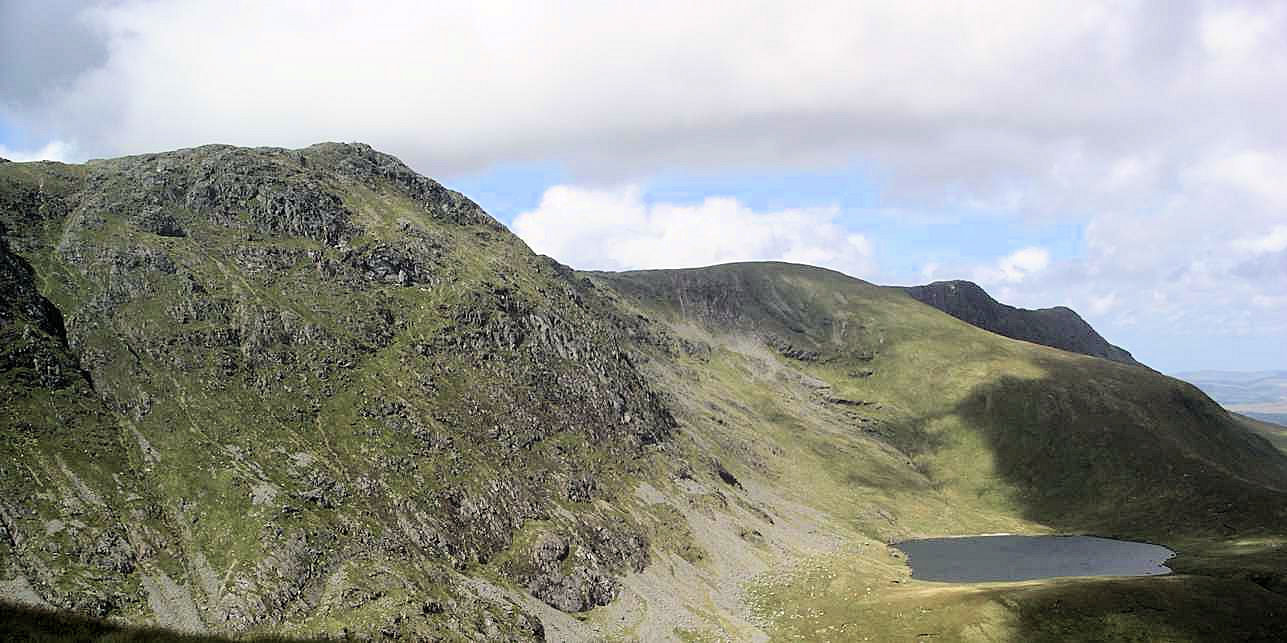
[893, 535, 1174, 582]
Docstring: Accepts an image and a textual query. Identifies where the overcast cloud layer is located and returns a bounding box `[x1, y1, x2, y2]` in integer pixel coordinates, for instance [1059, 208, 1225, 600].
[1, 0, 1284, 371]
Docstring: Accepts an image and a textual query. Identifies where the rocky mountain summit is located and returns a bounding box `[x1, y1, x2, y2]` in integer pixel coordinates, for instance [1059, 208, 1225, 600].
[2, 145, 1286, 640]
[901, 280, 1141, 366]
[0, 144, 679, 639]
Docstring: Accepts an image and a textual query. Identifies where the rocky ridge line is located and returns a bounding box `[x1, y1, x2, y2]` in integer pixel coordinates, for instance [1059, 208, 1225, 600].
[901, 280, 1141, 366]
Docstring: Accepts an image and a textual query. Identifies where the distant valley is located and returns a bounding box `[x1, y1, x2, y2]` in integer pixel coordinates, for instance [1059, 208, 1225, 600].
[1174, 371, 1287, 454]
[1176, 370, 1287, 422]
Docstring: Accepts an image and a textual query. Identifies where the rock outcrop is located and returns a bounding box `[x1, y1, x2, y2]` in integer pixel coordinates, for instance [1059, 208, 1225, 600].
[0, 144, 674, 639]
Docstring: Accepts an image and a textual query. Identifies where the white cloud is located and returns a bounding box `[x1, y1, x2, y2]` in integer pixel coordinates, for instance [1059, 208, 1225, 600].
[974, 247, 1050, 285]
[1234, 225, 1287, 256]
[1252, 293, 1287, 309]
[1191, 151, 1287, 208]
[512, 185, 874, 278]
[920, 261, 941, 281]
[1088, 292, 1118, 315]
[0, 140, 75, 162]
[1200, 5, 1280, 58]
[1103, 154, 1159, 191]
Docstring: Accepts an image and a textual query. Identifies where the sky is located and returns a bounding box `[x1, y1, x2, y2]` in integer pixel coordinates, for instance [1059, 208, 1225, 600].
[1, 1, 1284, 373]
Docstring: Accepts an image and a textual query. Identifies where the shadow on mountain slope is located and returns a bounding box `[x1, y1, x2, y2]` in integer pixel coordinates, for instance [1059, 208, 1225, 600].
[598, 262, 1287, 540]
[914, 363, 1287, 640]
[940, 363, 1287, 540]
[0, 601, 307, 642]
[1005, 575, 1287, 643]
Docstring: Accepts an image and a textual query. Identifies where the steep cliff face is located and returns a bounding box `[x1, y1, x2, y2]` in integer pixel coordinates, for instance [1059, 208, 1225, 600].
[901, 280, 1141, 366]
[2, 147, 1286, 641]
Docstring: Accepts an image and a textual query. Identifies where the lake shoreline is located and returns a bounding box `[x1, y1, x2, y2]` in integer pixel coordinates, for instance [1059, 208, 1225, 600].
[893, 534, 1177, 583]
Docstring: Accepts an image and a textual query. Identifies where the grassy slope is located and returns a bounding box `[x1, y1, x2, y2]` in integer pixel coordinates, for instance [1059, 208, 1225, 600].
[1235, 413, 1287, 454]
[592, 262, 1287, 641]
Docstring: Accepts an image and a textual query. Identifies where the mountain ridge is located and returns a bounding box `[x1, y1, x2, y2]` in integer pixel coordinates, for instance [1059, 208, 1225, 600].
[900, 279, 1141, 366]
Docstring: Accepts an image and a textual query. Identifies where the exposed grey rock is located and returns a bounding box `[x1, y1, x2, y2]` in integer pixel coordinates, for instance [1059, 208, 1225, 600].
[0, 142, 676, 638]
[140, 569, 206, 633]
[0, 225, 80, 389]
[772, 337, 820, 362]
[132, 206, 187, 237]
[517, 518, 650, 613]
[712, 459, 743, 489]
[523, 532, 613, 612]
[86, 529, 135, 574]
[304, 142, 500, 228]
[0, 575, 49, 607]
[344, 240, 440, 286]
[565, 473, 597, 503]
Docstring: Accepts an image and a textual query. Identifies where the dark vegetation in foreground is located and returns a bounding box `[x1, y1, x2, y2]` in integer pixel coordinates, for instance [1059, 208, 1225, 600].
[1006, 576, 1287, 643]
[0, 601, 302, 642]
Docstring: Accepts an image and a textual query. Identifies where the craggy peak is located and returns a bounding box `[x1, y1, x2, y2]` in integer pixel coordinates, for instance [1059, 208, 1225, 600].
[901, 280, 1141, 367]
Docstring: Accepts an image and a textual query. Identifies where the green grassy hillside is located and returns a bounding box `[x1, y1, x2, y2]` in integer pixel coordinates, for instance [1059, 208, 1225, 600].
[1235, 413, 1287, 455]
[3, 146, 1286, 641]
[594, 263, 1287, 640]
[595, 263, 1287, 537]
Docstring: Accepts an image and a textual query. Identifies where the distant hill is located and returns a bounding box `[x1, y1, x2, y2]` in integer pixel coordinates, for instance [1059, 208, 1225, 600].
[899, 280, 1141, 366]
[1177, 371, 1287, 453]
[1247, 412, 1287, 426]
[1175, 370, 1287, 412]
